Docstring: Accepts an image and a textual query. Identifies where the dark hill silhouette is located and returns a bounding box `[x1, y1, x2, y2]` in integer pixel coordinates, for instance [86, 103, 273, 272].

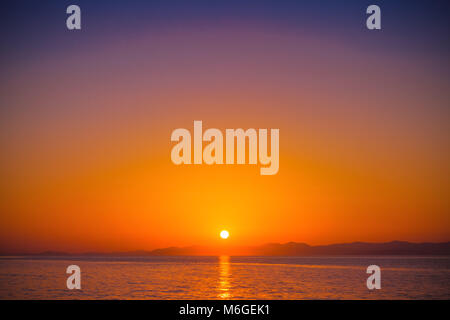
[14, 241, 450, 256]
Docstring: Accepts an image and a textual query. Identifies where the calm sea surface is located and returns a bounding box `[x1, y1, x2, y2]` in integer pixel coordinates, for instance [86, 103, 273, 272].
[0, 256, 449, 299]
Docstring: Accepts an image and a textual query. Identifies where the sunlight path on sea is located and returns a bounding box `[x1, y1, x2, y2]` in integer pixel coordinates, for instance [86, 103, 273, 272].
[217, 256, 231, 299]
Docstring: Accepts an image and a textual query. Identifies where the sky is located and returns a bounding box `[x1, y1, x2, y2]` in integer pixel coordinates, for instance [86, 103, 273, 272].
[0, 0, 449, 253]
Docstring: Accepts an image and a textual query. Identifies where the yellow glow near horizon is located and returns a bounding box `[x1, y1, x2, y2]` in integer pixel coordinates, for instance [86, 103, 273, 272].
[220, 230, 229, 239]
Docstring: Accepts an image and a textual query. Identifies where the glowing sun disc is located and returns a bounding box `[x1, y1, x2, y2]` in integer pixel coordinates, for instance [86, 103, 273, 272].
[220, 230, 229, 239]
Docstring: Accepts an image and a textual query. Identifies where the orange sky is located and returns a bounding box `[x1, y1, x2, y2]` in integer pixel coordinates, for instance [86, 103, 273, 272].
[1, 13, 449, 253]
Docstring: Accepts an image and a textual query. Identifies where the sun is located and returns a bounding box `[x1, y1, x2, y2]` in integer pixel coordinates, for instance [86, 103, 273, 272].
[220, 230, 229, 239]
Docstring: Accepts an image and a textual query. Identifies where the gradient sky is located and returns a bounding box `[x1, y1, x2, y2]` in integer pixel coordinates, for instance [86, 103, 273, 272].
[0, 0, 449, 253]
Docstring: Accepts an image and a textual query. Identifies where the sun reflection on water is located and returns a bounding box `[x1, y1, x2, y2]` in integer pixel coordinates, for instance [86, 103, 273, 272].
[217, 255, 232, 299]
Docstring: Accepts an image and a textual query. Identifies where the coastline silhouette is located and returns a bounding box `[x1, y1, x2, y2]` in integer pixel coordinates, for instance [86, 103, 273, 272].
[10, 241, 450, 257]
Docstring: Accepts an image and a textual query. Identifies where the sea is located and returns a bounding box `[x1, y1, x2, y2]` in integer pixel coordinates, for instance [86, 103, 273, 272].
[0, 256, 449, 299]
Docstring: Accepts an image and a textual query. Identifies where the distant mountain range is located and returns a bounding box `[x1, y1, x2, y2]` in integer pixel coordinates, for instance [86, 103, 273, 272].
[14, 241, 450, 256]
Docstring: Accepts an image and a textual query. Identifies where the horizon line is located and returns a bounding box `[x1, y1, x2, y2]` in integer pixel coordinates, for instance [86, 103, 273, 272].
[2, 240, 450, 256]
